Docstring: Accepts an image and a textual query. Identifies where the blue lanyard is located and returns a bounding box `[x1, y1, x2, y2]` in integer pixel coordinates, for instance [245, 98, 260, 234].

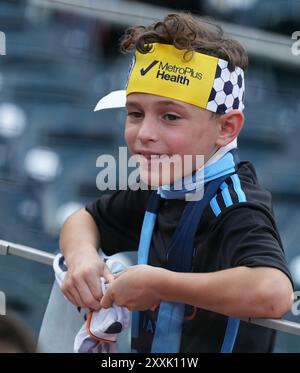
[132, 174, 240, 353]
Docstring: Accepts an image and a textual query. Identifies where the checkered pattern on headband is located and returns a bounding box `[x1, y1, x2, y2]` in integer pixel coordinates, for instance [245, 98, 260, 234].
[206, 59, 245, 114]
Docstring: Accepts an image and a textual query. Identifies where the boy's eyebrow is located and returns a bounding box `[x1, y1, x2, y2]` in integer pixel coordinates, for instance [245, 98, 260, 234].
[126, 99, 188, 110]
[156, 100, 185, 108]
[125, 101, 140, 108]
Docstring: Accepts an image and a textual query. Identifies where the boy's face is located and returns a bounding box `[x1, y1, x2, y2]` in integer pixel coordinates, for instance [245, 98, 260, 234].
[125, 93, 221, 186]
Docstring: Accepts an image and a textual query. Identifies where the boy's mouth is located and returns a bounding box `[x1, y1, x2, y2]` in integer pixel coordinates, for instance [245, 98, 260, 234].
[137, 151, 168, 160]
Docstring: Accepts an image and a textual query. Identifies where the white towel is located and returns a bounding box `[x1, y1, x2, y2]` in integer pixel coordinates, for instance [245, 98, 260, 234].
[53, 254, 130, 353]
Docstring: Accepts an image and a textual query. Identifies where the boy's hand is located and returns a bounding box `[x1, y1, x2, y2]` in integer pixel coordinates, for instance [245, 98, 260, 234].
[61, 248, 114, 310]
[100, 264, 161, 311]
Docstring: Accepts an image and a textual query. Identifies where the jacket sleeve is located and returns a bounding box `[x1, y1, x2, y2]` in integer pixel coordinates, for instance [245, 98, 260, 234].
[85, 190, 150, 255]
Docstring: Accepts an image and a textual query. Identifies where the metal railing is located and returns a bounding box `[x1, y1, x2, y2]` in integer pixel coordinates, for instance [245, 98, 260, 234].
[1, 238, 300, 337]
[0, 239, 55, 266]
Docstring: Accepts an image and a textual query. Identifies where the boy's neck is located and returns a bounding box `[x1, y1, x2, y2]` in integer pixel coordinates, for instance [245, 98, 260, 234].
[205, 138, 237, 168]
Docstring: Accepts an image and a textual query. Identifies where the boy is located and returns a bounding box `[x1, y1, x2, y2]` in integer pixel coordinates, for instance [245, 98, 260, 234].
[60, 13, 293, 352]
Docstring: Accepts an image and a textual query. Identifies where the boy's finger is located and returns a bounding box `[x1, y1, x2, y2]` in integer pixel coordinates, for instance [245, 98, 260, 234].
[63, 290, 77, 307]
[62, 278, 84, 307]
[75, 281, 101, 310]
[102, 266, 115, 284]
[66, 288, 84, 308]
[85, 274, 102, 300]
[100, 288, 114, 309]
[113, 270, 125, 280]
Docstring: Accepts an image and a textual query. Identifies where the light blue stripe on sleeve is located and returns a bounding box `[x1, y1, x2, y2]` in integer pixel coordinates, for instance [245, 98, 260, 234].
[231, 174, 247, 202]
[220, 182, 233, 207]
[210, 195, 222, 216]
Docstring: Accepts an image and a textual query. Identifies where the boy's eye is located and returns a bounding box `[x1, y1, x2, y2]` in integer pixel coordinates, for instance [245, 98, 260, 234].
[163, 113, 181, 121]
[127, 111, 143, 119]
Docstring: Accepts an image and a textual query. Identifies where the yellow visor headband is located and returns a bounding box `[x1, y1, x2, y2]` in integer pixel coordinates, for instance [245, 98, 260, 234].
[94, 43, 245, 114]
[126, 43, 245, 114]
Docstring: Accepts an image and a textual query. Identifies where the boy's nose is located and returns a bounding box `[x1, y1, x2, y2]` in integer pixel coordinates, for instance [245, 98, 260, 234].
[136, 118, 159, 144]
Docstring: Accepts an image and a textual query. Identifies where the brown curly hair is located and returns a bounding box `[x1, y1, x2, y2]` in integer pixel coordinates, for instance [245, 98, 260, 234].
[120, 13, 248, 71]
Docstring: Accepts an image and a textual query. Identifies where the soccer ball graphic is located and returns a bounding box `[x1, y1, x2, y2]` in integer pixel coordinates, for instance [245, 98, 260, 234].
[206, 59, 245, 114]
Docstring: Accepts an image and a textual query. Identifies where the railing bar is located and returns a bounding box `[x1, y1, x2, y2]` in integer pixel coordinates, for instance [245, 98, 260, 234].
[2, 239, 300, 337]
[0, 240, 55, 266]
[240, 317, 300, 336]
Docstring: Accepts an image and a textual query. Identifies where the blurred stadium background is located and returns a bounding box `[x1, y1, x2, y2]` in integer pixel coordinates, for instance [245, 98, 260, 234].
[0, 0, 300, 352]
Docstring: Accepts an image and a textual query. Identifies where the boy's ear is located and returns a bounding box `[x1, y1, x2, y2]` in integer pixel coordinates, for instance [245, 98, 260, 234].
[215, 110, 244, 147]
